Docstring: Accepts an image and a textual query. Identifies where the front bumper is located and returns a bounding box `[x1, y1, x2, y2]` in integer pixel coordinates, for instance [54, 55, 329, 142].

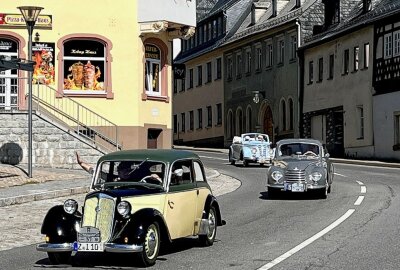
[36, 242, 143, 253]
[266, 183, 326, 191]
[244, 156, 271, 164]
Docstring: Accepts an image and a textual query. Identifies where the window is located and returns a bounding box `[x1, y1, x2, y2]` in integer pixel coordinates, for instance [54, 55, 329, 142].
[189, 110, 194, 131]
[308, 61, 314, 84]
[245, 48, 252, 74]
[227, 55, 233, 80]
[144, 44, 161, 96]
[384, 33, 392, 59]
[266, 42, 273, 68]
[199, 25, 204, 44]
[354, 46, 359, 71]
[193, 161, 205, 182]
[204, 24, 208, 42]
[328, 54, 334, 79]
[197, 65, 203, 86]
[197, 108, 203, 129]
[394, 30, 400, 56]
[206, 62, 212, 83]
[288, 98, 294, 130]
[62, 39, 110, 96]
[280, 99, 286, 131]
[181, 112, 185, 132]
[189, 68, 193, 88]
[395, 112, 400, 146]
[278, 39, 285, 64]
[213, 20, 217, 39]
[173, 115, 177, 134]
[290, 35, 297, 60]
[236, 52, 242, 77]
[357, 105, 364, 139]
[217, 17, 223, 36]
[208, 22, 212, 41]
[343, 49, 349, 74]
[180, 78, 185, 92]
[364, 43, 369, 69]
[255, 45, 262, 71]
[207, 106, 212, 127]
[173, 79, 177, 93]
[318, 57, 323, 82]
[216, 103, 222, 125]
[216, 58, 222, 80]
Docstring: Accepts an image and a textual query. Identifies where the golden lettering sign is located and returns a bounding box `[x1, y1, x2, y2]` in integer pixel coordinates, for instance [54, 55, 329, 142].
[0, 14, 52, 28]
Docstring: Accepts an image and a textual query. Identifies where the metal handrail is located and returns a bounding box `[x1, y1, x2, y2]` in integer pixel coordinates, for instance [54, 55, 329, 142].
[32, 82, 121, 152]
[0, 75, 120, 152]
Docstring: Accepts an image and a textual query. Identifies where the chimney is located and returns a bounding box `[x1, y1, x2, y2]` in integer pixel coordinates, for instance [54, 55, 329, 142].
[363, 0, 372, 13]
[272, 0, 277, 17]
[323, 0, 340, 28]
[295, 0, 301, 8]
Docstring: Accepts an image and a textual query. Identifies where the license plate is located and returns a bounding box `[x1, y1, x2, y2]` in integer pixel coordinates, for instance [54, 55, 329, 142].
[74, 242, 103, 252]
[291, 183, 305, 192]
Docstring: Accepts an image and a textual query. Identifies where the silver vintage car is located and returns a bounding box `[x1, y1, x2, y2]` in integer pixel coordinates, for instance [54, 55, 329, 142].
[266, 139, 334, 199]
[228, 133, 272, 166]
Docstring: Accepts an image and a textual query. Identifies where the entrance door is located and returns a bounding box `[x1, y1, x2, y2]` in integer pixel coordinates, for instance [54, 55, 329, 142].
[147, 128, 162, 149]
[0, 38, 19, 111]
[311, 115, 326, 143]
[263, 106, 273, 142]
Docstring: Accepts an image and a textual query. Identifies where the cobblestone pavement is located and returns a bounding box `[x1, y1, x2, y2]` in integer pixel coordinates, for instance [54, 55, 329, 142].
[0, 173, 241, 252]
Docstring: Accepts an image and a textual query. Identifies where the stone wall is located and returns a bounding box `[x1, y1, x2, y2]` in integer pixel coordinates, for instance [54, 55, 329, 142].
[0, 112, 105, 169]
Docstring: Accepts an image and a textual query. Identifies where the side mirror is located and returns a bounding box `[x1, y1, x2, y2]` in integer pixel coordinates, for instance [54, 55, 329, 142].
[173, 168, 183, 177]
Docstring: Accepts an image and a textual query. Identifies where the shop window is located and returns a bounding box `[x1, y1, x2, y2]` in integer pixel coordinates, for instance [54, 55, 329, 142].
[145, 44, 161, 96]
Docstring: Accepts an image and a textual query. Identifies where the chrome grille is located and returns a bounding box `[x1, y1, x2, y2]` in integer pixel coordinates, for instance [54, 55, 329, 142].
[285, 169, 306, 182]
[82, 194, 115, 243]
[257, 145, 267, 157]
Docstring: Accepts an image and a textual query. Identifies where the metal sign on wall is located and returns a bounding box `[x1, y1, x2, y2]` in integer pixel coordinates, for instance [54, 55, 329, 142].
[0, 13, 52, 29]
[173, 64, 186, 80]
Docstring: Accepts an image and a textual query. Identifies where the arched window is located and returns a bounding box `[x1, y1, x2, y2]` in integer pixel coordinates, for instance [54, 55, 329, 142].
[237, 108, 243, 135]
[57, 35, 113, 98]
[145, 44, 161, 96]
[280, 99, 286, 131]
[0, 37, 18, 110]
[288, 98, 294, 130]
[246, 106, 252, 132]
[227, 110, 234, 138]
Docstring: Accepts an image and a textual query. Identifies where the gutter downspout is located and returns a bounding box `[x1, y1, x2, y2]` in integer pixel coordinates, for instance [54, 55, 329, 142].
[296, 19, 303, 138]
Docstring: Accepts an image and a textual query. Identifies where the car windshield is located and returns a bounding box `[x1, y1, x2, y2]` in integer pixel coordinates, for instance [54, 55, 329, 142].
[93, 160, 166, 189]
[243, 134, 268, 142]
[278, 143, 320, 158]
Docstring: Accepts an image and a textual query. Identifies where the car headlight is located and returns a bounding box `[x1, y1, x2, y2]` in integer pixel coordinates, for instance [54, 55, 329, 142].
[117, 201, 131, 218]
[309, 172, 322, 182]
[63, 199, 78, 214]
[271, 171, 283, 182]
[251, 147, 257, 154]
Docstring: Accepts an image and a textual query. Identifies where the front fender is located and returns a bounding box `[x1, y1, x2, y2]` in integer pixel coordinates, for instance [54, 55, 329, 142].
[113, 208, 171, 245]
[203, 195, 225, 226]
[41, 205, 81, 243]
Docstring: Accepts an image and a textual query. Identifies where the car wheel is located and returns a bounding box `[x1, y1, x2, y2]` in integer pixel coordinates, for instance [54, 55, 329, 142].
[47, 252, 71, 265]
[243, 160, 249, 167]
[229, 150, 235, 165]
[138, 222, 160, 267]
[199, 206, 217, 246]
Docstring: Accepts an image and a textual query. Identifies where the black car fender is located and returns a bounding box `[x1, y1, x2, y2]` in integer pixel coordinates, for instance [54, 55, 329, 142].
[202, 195, 226, 226]
[114, 208, 171, 245]
[40, 205, 82, 243]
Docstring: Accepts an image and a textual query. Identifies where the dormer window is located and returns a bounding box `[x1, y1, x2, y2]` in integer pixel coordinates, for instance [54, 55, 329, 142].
[323, 0, 340, 27]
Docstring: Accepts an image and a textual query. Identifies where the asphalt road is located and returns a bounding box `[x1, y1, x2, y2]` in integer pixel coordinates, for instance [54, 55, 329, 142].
[1, 150, 399, 269]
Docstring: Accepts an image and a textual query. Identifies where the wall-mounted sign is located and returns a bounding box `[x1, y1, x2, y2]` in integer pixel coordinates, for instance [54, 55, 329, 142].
[32, 42, 55, 85]
[0, 38, 17, 53]
[173, 64, 186, 79]
[0, 14, 52, 28]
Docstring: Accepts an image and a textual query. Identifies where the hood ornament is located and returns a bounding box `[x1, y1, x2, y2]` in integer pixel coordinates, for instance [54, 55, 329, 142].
[293, 167, 299, 171]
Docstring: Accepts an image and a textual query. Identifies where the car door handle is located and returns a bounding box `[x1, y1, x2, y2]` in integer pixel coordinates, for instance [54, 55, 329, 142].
[168, 200, 174, 209]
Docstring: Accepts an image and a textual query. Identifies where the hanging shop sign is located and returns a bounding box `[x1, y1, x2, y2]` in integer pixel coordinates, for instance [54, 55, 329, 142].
[32, 42, 55, 85]
[0, 14, 52, 29]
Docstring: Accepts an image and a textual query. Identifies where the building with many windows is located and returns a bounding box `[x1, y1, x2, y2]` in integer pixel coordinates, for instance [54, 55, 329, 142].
[0, 0, 195, 159]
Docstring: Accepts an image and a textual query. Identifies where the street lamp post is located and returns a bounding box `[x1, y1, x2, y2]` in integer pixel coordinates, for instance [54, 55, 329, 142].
[18, 6, 43, 178]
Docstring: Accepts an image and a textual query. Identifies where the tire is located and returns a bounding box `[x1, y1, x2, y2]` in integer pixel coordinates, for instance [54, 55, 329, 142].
[137, 222, 161, 267]
[243, 160, 249, 167]
[199, 206, 217, 247]
[47, 252, 71, 265]
[229, 150, 235, 165]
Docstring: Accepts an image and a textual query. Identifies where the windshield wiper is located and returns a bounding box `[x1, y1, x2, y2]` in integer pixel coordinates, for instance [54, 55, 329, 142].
[128, 158, 149, 176]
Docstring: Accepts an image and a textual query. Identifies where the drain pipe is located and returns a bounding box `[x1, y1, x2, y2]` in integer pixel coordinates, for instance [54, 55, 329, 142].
[296, 19, 302, 138]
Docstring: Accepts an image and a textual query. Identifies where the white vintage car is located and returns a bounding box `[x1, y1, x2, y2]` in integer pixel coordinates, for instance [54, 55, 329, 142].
[228, 133, 272, 166]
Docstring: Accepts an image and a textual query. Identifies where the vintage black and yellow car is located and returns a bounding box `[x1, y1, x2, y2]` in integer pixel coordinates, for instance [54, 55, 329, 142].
[36, 149, 225, 267]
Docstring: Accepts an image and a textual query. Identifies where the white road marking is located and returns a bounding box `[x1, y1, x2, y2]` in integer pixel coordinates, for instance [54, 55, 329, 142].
[198, 155, 227, 161]
[334, 173, 347, 177]
[354, 196, 365, 205]
[257, 209, 356, 270]
[360, 186, 367, 194]
[356, 181, 364, 185]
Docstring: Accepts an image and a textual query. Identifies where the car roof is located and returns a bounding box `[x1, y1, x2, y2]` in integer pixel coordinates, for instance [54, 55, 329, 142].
[277, 138, 322, 145]
[98, 149, 200, 164]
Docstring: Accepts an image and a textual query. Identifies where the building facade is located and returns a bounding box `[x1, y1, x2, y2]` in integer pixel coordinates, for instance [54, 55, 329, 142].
[0, 0, 195, 158]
